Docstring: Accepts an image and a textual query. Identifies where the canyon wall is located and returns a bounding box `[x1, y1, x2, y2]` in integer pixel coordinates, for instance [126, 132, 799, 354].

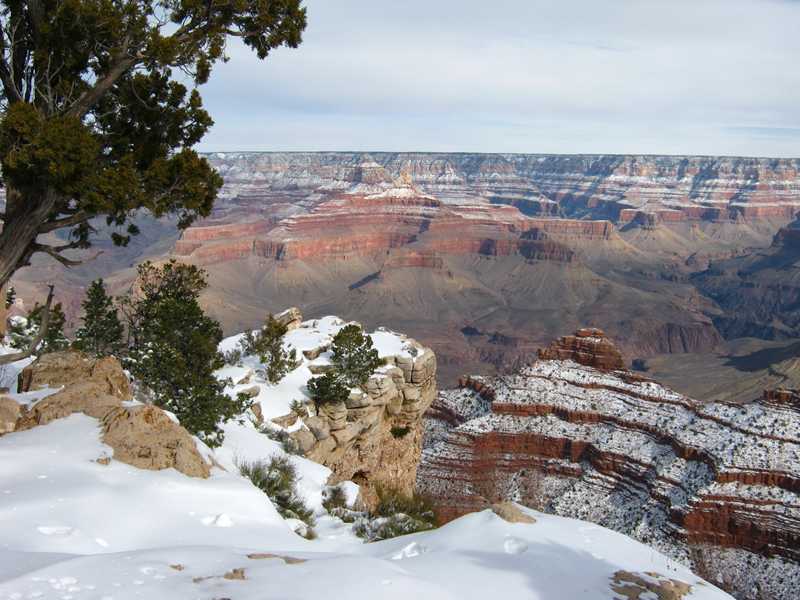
[418, 330, 800, 600]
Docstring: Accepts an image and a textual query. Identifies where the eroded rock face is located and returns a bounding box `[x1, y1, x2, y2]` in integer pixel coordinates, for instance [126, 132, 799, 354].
[293, 341, 437, 507]
[10, 352, 210, 478]
[537, 327, 626, 371]
[0, 396, 21, 434]
[418, 331, 800, 600]
[17, 351, 131, 399]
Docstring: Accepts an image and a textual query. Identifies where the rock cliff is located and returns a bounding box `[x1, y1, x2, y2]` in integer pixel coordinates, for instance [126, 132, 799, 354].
[418, 330, 800, 600]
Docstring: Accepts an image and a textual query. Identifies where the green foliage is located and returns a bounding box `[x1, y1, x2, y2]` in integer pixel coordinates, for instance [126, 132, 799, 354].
[306, 371, 350, 406]
[4, 286, 14, 308]
[0, 0, 307, 289]
[124, 260, 248, 447]
[330, 324, 384, 387]
[353, 486, 438, 542]
[238, 457, 315, 528]
[74, 279, 124, 357]
[289, 399, 308, 418]
[390, 425, 411, 439]
[255, 421, 301, 455]
[9, 302, 68, 356]
[322, 485, 349, 512]
[239, 314, 300, 383]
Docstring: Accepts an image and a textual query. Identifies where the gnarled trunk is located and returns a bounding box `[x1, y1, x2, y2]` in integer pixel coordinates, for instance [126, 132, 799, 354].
[0, 187, 57, 291]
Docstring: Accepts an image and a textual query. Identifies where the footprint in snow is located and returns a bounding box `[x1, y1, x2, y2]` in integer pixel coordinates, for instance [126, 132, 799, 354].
[503, 537, 528, 555]
[391, 541, 427, 560]
[201, 513, 234, 527]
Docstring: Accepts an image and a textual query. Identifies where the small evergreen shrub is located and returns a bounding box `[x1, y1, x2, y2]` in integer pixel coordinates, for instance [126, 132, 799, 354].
[9, 301, 69, 356]
[74, 279, 124, 357]
[352, 486, 437, 542]
[238, 457, 315, 528]
[4, 286, 15, 309]
[306, 371, 350, 405]
[289, 399, 308, 417]
[239, 314, 300, 383]
[256, 422, 302, 455]
[330, 324, 384, 387]
[322, 485, 349, 512]
[390, 425, 411, 439]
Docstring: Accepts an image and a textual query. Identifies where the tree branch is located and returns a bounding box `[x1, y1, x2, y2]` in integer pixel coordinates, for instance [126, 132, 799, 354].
[66, 53, 138, 118]
[37, 211, 91, 233]
[0, 284, 54, 366]
[32, 242, 84, 267]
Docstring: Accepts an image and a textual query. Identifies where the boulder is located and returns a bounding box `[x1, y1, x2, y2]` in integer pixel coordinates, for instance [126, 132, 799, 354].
[305, 416, 330, 441]
[101, 405, 211, 478]
[17, 352, 131, 400]
[491, 502, 537, 524]
[292, 428, 317, 454]
[275, 307, 303, 331]
[15, 382, 122, 430]
[239, 385, 261, 399]
[0, 396, 22, 434]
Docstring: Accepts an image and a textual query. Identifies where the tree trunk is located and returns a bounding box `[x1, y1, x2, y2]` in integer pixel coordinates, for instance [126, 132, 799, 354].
[0, 187, 56, 291]
[0, 283, 6, 337]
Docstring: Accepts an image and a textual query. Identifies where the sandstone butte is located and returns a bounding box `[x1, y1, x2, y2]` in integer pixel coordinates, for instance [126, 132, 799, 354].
[418, 329, 800, 600]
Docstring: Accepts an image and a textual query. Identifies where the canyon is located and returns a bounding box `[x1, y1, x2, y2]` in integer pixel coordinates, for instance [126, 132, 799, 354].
[418, 329, 800, 600]
[9, 152, 800, 392]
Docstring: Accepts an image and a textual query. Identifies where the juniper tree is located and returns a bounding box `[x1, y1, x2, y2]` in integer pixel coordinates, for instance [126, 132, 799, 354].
[330, 324, 383, 387]
[0, 0, 307, 293]
[306, 370, 350, 406]
[74, 279, 123, 357]
[4, 285, 14, 308]
[124, 260, 249, 446]
[239, 314, 299, 383]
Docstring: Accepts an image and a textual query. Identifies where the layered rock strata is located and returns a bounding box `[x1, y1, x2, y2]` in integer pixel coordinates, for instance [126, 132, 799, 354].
[418, 331, 800, 600]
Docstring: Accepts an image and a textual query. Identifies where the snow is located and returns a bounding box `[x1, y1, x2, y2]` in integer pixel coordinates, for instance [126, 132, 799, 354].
[216, 316, 417, 421]
[0, 321, 734, 599]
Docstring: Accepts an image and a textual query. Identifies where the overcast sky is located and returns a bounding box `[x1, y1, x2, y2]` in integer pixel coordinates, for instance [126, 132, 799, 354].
[196, 0, 800, 157]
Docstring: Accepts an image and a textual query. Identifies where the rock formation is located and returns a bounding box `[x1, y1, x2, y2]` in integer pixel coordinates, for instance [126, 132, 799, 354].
[418, 330, 800, 600]
[7, 352, 210, 478]
[287, 333, 438, 506]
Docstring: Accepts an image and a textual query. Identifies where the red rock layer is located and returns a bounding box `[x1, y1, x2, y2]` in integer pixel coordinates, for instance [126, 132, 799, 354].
[418, 330, 800, 597]
[537, 328, 626, 371]
[174, 188, 616, 265]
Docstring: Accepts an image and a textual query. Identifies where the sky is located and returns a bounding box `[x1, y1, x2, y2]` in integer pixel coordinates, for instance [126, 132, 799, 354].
[196, 0, 800, 157]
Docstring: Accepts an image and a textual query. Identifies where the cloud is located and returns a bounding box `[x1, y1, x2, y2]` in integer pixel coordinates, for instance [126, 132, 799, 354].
[195, 0, 800, 157]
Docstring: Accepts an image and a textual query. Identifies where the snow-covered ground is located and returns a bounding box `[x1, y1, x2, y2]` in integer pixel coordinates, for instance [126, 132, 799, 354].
[216, 315, 419, 421]
[0, 327, 733, 600]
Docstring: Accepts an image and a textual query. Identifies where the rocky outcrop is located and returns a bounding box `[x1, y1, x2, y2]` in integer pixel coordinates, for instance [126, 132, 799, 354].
[101, 405, 211, 478]
[418, 331, 800, 600]
[17, 351, 131, 399]
[537, 327, 625, 370]
[290, 339, 437, 506]
[8, 352, 210, 478]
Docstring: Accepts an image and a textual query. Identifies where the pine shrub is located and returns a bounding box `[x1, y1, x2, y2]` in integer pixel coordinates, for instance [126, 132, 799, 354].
[352, 486, 437, 542]
[306, 371, 350, 405]
[239, 314, 300, 383]
[238, 457, 315, 527]
[74, 279, 124, 357]
[124, 260, 248, 447]
[330, 324, 384, 387]
[4, 286, 15, 309]
[9, 301, 68, 355]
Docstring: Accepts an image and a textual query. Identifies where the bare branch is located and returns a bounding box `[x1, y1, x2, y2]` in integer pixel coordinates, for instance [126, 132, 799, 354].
[32, 243, 84, 267]
[0, 284, 54, 366]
